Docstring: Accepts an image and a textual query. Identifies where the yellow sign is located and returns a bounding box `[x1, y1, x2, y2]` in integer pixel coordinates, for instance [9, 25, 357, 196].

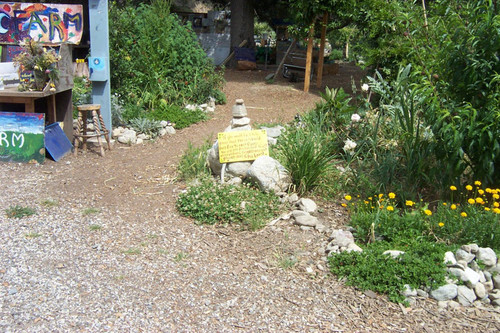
[218, 130, 269, 163]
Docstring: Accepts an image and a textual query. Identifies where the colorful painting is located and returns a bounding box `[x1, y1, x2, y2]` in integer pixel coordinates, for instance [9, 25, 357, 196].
[0, 112, 45, 164]
[0, 2, 83, 45]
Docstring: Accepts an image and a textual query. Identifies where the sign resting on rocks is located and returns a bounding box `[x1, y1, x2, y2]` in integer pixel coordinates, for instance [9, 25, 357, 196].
[217, 129, 269, 163]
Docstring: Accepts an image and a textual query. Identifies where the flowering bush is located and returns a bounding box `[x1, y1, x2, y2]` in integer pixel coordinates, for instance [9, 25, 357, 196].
[13, 38, 60, 91]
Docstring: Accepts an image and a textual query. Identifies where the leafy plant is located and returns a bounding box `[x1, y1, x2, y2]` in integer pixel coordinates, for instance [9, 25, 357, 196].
[72, 76, 91, 118]
[89, 224, 102, 231]
[146, 104, 208, 129]
[329, 240, 448, 304]
[128, 117, 163, 138]
[122, 248, 141, 255]
[274, 111, 337, 195]
[5, 205, 36, 219]
[176, 178, 285, 230]
[109, 0, 225, 125]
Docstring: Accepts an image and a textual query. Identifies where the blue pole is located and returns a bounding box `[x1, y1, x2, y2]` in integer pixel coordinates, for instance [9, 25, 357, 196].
[88, 0, 111, 135]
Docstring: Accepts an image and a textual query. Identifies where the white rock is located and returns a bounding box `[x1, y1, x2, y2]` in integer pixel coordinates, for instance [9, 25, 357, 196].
[136, 138, 144, 145]
[402, 284, 417, 297]
[444, 251, 457, 265]
[476, 247, 497, 266]
[455, 249, 475, 263]
[199, 103, 208, 109]
[246, 156, 291, 193]
[225, 124, 252, 132]
[292, 210, 318, 227]
[206, 106, 215, 113]
[315, 223, 327, 233]
[287, 193, 299, 204]
[231, 117, 251, 127]
[137, 133, 149, 140]
[227, 177, 242, 186]
[417, 289, 429, 298]
[112, 127, 125, 137]
[488, 289, 500, 301]
[345, 243, 363, 253]
[267, 137, 277, 146]
[185, 104, 197, 111]
[159, 128, 167, 136]
[226, 162, 252, 178]
[448, 300, 461, 309]
[383, 250, 405, 259]
[165, 126, 176, 135]
[484, 281, 494, 292]
[493, 274, 500, 289]
[448, 267, 480, 287]
[297, 198, 317, 213]
[160, 120, 170, 127]
[468, 244, 480, 253]
[207, 141, 222, 175]
[474, 282, 487, 299]
[329, 229, 355, 248]
[457, 285, 477, 306]
[262, 126, 283, 138]
[430, 284, 458, 301]
[117, 128, 137, 144]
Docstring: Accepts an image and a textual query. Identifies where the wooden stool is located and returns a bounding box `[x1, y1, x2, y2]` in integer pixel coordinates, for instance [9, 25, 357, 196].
[74, 104, 111, 157]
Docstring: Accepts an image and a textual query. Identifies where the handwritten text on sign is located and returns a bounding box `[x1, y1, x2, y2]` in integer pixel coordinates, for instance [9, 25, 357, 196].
[218, 130, 269, 163]
[0, 2, 83, 44]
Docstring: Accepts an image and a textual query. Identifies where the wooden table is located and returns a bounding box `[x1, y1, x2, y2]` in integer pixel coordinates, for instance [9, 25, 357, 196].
[0, 87, 73, 139]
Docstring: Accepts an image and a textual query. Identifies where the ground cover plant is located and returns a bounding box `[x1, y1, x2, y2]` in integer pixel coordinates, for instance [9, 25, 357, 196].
[176, 177, 285, 231]
[5, 205, 36, 219]
[109, 0, 225, 128]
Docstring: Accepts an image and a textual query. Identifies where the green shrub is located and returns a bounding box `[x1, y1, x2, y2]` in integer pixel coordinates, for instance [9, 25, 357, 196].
[146, 104, 208, 129]
[109, 0, 225, 124]
[177, 140, 212, 181]
[176, 178, 285, 230]
[72, 76, 91, 118]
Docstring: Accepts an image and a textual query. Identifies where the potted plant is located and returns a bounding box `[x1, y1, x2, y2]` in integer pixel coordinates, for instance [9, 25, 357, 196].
[13, 38, 60, 91]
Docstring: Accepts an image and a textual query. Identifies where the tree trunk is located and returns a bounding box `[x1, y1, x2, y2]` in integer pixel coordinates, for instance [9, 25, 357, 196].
[230, 0, 255, 67]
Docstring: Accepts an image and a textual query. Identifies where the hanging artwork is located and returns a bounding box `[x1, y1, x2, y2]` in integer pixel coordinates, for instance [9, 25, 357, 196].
[0, 2, 83, 45]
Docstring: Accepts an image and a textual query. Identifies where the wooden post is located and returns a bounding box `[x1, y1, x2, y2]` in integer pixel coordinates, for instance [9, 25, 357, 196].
[316, 12, 328, 88]
[304, 23, 315, 93]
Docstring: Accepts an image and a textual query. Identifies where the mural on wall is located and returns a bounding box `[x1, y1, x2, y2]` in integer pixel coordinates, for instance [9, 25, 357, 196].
[0, 2, 83, 45]
[0, 112, 45, 164]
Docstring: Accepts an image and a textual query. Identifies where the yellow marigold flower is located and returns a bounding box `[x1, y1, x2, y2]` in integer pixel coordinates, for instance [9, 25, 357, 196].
[474, 180, 481, 186]
[378, 194, 384, 199]
[424, 209, 432, 216]
[485, 207, 491, 211]
[341, 203, 347, 208]
[364, 200, 369, 204]
[443, 202, 448, 206]
[476, 197, 484, 204]
[389, 192, 396, 199]
[368, 197, 373, 200]
[494, 202, 500, 208]
[450, 185, 457, 191]
[478, 189, 485, 195]
[380, 205, 384, 209]
[438, 222, 444, 227]
[486, 188, 492, 193]
[494, 194, 500, 200]
[406, 200, 414, 207]
[468, 198, 476, 205]
[344, 195, 352, 201]
[461, 212, 467, 217]
[494, 208, 500, 214]
[387, 206, 394, 211]
[451, 204, 457, 210]
[466, 185, 473, 191]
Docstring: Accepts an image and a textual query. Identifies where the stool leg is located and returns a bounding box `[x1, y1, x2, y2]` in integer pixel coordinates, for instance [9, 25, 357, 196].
[97, 111, 112, 151]
[92, 110, 105, 157]
[73, 111, 84, 156]
[82, 111, 88, 152]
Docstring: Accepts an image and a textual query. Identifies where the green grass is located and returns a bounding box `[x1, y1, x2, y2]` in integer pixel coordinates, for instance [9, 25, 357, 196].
[122, 248, 141, 255]
[174, 251, 189, 262]
[177, 140, 212, 181]
[25, 232, 42, 238]
[82, 207, 101, 216]
[5, 205, 36, 219]
[274, 252, 297, 270]
[89, 224, 102, 231]
[40, 198, 58, 207]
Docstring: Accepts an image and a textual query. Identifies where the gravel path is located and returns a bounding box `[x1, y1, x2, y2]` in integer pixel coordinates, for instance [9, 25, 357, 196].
[1, 67, 500, 332]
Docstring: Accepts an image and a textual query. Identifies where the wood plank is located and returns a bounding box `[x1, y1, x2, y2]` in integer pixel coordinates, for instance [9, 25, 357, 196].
[304, 23, 315, 93]
[316, 13, 328, 88]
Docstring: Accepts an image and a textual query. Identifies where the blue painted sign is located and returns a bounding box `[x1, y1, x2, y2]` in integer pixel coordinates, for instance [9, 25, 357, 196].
[0, 112, 45, 163]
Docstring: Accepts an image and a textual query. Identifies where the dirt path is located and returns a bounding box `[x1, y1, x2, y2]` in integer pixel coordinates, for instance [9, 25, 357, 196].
[1, 64, 499, 332]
